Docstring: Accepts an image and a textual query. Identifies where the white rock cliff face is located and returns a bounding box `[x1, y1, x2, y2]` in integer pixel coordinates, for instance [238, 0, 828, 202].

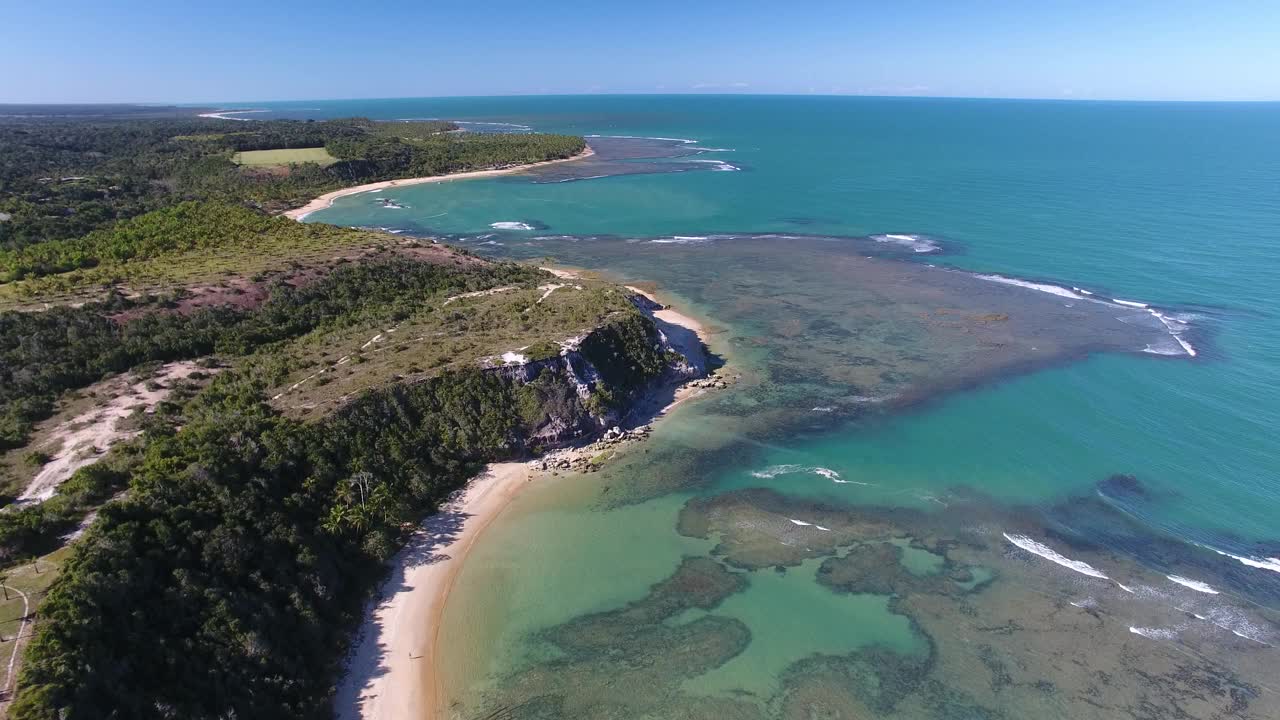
[486, 300, 708, 448]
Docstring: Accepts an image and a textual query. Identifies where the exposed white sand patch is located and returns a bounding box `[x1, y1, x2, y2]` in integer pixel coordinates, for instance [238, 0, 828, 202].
[1, 583, 29, 695]
[535, 283, 565, 304]
[539, 266, 580, 279]
[283, 147, 594, 221]
[626, 286, 706, 337]
[441, 285, 518, 306]
[61, 508, 101, 542]
[17, 361, 206, 505]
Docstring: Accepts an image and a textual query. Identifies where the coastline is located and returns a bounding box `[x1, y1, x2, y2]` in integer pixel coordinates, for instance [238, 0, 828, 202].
[335, 284, 717, 720]
[282, 146, 595, 221]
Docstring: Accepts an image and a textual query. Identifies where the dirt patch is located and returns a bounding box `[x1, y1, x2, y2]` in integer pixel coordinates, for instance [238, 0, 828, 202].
[15, 361, 212, 505]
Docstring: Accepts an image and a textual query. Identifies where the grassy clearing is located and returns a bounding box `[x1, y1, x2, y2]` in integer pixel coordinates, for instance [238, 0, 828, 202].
[263, 278, 637, 418]
[0, 546, 70, 706]
[0, 221, 402, 311]
[231, 147, 337, 167]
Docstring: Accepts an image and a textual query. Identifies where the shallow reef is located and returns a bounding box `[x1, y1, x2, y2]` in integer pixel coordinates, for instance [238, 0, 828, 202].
[463, 486, 1279, 720]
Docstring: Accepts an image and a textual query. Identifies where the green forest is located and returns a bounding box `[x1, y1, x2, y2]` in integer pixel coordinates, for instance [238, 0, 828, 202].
[0, 114, 690, 718]
[0, 115, 584, 251]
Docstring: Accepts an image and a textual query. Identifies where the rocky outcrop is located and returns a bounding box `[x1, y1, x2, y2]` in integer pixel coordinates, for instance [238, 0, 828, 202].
[484, 306, 708, 450]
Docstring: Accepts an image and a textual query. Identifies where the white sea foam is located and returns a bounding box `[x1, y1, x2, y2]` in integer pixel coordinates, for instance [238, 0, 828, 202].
[198, 109, 269, 121]
[1115, 582, 1136, 593]
[786, 518, 832, 532]
[976, 274, 1087, 300]
[1167, 575, 1220, 594]
[849, 394, 896, 404]
[1185, 604, 1273, 645]
[455, 120, 533, 132]
[871, 234, 941, 254]
[977, 274, 1197, 357]
[1148, 310, 1198, 356]
[650, 236, 711, 244]
[1129, 626, 1177, 641]
[683, 158, 741, 171]
[1207, 547, 1280, 574]
[1002, 533, 1110, 579]
[490, 221, 536, 231]
[750, 464, 867, 485]
[812, 406, 835, 412]
[750, 464, 802, 479]
[584, 134, 699, 144]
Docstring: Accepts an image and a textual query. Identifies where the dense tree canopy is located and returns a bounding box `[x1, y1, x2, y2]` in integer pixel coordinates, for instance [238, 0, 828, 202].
[0, 114, 672, 720]
[0, 115, 584, 251]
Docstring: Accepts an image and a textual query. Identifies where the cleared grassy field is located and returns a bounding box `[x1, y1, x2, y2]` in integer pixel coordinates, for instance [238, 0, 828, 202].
[231, 147, 337, 166]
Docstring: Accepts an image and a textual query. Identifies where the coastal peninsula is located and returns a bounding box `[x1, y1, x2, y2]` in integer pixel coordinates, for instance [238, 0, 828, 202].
[0, 110, 706, 719]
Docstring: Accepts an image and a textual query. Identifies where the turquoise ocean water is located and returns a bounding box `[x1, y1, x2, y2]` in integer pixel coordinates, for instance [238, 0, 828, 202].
[238, 96, 1280, 717]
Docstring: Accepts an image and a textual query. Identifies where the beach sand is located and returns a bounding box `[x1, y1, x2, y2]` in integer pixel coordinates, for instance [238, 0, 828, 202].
[335, 287, 713, 720]
[283, 147, 595, 221]
[626, 285, 706, 337]
[334, 462, 531, 720]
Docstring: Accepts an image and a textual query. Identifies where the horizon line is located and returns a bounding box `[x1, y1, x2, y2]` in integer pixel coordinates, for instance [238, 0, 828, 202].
[5, 91, 1280, 107]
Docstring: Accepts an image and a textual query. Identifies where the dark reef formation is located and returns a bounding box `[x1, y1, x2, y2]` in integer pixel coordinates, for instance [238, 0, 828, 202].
[462, 484, 1279, 720]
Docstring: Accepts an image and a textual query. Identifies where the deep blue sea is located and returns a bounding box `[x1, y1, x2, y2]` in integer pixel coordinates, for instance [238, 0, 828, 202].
[228, 96, 1280, 718]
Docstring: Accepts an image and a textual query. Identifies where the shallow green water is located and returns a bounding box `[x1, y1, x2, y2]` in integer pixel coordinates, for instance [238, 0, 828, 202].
[280, 96, 1280, 718]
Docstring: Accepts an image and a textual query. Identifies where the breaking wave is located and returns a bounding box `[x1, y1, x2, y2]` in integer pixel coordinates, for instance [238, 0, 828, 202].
[1002, 533, 1110, 579]
[749, 464, 869, 485]
[1129, 626, 1178, 641]
[974, 273, 1198, 357]
[1167, 575, 1219, 594]
[1204, 546, 1280, 575]
[870, 233, 942, 254]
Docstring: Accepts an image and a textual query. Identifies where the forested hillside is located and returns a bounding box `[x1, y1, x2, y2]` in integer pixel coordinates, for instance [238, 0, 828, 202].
[0, 115, 584, 251]
[0, 116, 690, 719]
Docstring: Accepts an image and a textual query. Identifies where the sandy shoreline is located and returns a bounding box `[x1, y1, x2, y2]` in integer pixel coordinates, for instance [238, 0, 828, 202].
[335, 284, 715, 720]
[333, 462, 530, 720]
[626, 285, 706, 337]
[283, 146, 595, 221]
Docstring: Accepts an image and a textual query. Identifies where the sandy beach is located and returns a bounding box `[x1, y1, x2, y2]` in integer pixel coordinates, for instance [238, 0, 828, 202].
[626, 285, 706, 338]
[335, 287, 714, 720]
[283, 146, 594, 221]
[333, 462, 531, 720]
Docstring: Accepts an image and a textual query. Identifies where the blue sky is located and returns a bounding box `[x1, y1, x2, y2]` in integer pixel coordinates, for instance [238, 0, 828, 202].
[5, 0, 1279, 103]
